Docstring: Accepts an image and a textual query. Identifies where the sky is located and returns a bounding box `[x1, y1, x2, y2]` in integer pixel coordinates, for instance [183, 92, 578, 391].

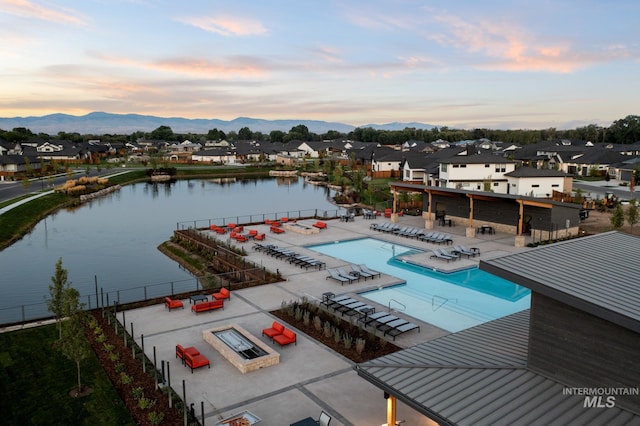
[0, 0, 639, 130]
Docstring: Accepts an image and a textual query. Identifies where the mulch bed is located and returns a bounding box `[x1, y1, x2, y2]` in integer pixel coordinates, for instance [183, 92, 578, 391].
[87, 310, 184, 426]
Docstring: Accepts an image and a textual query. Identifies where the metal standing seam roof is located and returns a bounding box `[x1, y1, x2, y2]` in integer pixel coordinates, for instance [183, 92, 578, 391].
[480, 231, 640, 333]
[356, 310, 640, 426]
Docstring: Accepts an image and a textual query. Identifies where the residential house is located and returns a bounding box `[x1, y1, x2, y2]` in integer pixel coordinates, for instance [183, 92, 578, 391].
[438, 152, 517, 192]
[504, 167, 572, 197]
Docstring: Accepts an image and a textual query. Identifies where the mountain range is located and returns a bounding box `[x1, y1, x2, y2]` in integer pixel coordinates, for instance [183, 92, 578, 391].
[0, 112, 435, 135]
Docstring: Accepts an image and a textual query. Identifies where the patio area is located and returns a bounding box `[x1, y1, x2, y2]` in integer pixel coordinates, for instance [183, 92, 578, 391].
[123, 213, 533, 425]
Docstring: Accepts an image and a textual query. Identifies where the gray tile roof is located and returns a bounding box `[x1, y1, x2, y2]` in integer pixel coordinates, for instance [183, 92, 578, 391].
[480, 231, 640, 333]
[356, 310, 640, 425]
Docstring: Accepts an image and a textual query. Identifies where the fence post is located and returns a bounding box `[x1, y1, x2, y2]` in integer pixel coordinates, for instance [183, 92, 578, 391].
[183, 380, 187, 426]
[167, 362, 172, 408]
[153, 346, 157, 389]
[201, 401, 205, 426]
[141, 334, 146, 373]
[130, 322, 135, 358]
[94, 275, 99, 309]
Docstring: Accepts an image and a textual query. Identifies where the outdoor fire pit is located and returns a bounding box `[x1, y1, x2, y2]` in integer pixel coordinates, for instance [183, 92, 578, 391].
[202, 324, 279, 374]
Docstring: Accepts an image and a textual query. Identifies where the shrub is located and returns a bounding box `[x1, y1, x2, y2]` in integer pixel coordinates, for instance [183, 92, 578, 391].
[323, 321, 332, 338]
[109, 352, 120, 362]
[114, 362, 125, 373]
[138, 397, 156, 410]
[343, 334, 353, 349]
[103, 343, 115, 352]
[96, 333, 107, 343]
[132, 387, 144, 399]
[148, 411, 165, 425]
[294, 307, 303, 321]
[120, 373, 133, 385]
[355, 338, 366, 354]
[302, 310, 311, 326]
[313, 315, 322, 331]
[333, 327, 342, 344]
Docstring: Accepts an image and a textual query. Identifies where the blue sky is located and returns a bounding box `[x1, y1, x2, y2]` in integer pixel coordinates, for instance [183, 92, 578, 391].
[1, 0, 638, 129]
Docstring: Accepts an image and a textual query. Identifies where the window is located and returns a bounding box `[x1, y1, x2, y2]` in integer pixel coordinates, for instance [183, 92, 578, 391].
[453, 164, 459, 168]
[495, 166, 506, 172]
[441, 164, 448, 172]
[485, 164, 490, 168]
[552, 184, 559, 187]
[493, 182, 499, 186]
[532, 184, 539, 188]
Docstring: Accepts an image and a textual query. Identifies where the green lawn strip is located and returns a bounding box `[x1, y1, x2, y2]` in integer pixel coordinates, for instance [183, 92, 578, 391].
[0, 192, 75, 250]
[0, 325, 134, 425]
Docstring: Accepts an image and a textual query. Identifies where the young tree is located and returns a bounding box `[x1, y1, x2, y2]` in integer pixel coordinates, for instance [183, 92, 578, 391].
[611, 205, 625, 229]
[625, 199, 639, 234]
[46, 257, 70, 340]
[58, 287, 91, 396]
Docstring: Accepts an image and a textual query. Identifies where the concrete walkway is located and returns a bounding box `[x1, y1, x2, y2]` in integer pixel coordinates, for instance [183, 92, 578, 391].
[122, 215, 533, 426]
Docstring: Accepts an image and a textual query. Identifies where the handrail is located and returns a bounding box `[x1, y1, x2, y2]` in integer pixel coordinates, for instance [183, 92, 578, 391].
[388, 299, 406, 313]
[432, 295, 457, 311]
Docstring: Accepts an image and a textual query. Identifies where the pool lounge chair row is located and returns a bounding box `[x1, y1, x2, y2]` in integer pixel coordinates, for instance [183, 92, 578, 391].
[358, 311, 421, 340]
[321, 295, 376, 318]
[254, 243, 326, 270]
[369, 223, 453, 245]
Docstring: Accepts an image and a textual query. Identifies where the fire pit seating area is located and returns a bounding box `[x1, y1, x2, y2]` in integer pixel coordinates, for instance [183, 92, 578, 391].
[191, 299, 224, 314]
[164, 296, 184, 311]
[212, 287, 230, 301]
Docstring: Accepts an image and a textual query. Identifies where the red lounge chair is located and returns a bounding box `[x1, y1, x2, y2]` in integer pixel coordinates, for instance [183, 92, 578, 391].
[236, 235, 248, 243]
[175, 344, 200, 364]
[183, 351, 210, 373]
[262, 321, 285, 341]
[191, 300, 224, 314]
[212, 287, 230, 301]
[165, 296, 184, 311]
[273, 328, 297, 346]
[248, 229, 258, 237]
[254, 233, 266, 241]
[312, 221, 327, 229]
[270, 226, 285, 234]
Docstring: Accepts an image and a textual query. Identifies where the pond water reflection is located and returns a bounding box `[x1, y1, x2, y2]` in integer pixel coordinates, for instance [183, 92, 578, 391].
[0, 177, 338, 323]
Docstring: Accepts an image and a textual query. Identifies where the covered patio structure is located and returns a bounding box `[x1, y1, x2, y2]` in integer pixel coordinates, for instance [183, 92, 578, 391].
[387, 183, 583, 247]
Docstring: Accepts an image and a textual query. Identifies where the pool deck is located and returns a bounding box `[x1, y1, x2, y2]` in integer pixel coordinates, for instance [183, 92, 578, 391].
[121, 215, 534, 425]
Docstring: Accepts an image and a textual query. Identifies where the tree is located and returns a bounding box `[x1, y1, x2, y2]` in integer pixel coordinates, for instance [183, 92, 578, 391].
[46, 258, 71, 340]
[625, 199, 639, 234]
[611, 205, 625, 229]
[607, 115, 640, 144]
[207, 128, 221, 141]
[150, 125, 175, 141]
[269, 130, 284, 143]
[58, 287, 91, 396]
[238, 127, 253, 140]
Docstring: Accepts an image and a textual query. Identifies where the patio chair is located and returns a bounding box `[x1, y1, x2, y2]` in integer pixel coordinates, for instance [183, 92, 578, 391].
[326, 268, 353, 285]
[430, 248, 457, 262]
[439, 247, 460, 259]
[350, 264, 374, 280]
[452, 245, 479, 258]
[336, 267, 360, 282]
[385, 322, 421, 340]
[358, 264, 381, 278]
[376, 318, 409, 334]
[458, 244, 480, 256]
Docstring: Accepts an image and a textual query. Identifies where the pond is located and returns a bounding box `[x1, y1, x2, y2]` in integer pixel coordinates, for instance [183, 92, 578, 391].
[0, 177, 339, 324]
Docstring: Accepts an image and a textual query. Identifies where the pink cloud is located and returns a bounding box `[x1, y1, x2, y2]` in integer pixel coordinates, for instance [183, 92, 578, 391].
[0, 0, 86, 26]
[178, 15, 267, 36]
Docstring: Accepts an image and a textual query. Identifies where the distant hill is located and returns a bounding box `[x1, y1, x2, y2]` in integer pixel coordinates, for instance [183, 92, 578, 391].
[0, 112, 435, 135]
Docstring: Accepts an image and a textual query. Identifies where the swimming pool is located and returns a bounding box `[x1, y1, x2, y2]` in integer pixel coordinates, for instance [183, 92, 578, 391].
[308, 238, 530, 332]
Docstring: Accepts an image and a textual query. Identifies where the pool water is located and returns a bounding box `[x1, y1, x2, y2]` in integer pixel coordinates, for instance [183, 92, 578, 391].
[308, 238, 530, 332]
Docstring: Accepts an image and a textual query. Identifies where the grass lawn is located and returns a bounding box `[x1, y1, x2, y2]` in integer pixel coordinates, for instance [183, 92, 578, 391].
[0, 324, 134, 426]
